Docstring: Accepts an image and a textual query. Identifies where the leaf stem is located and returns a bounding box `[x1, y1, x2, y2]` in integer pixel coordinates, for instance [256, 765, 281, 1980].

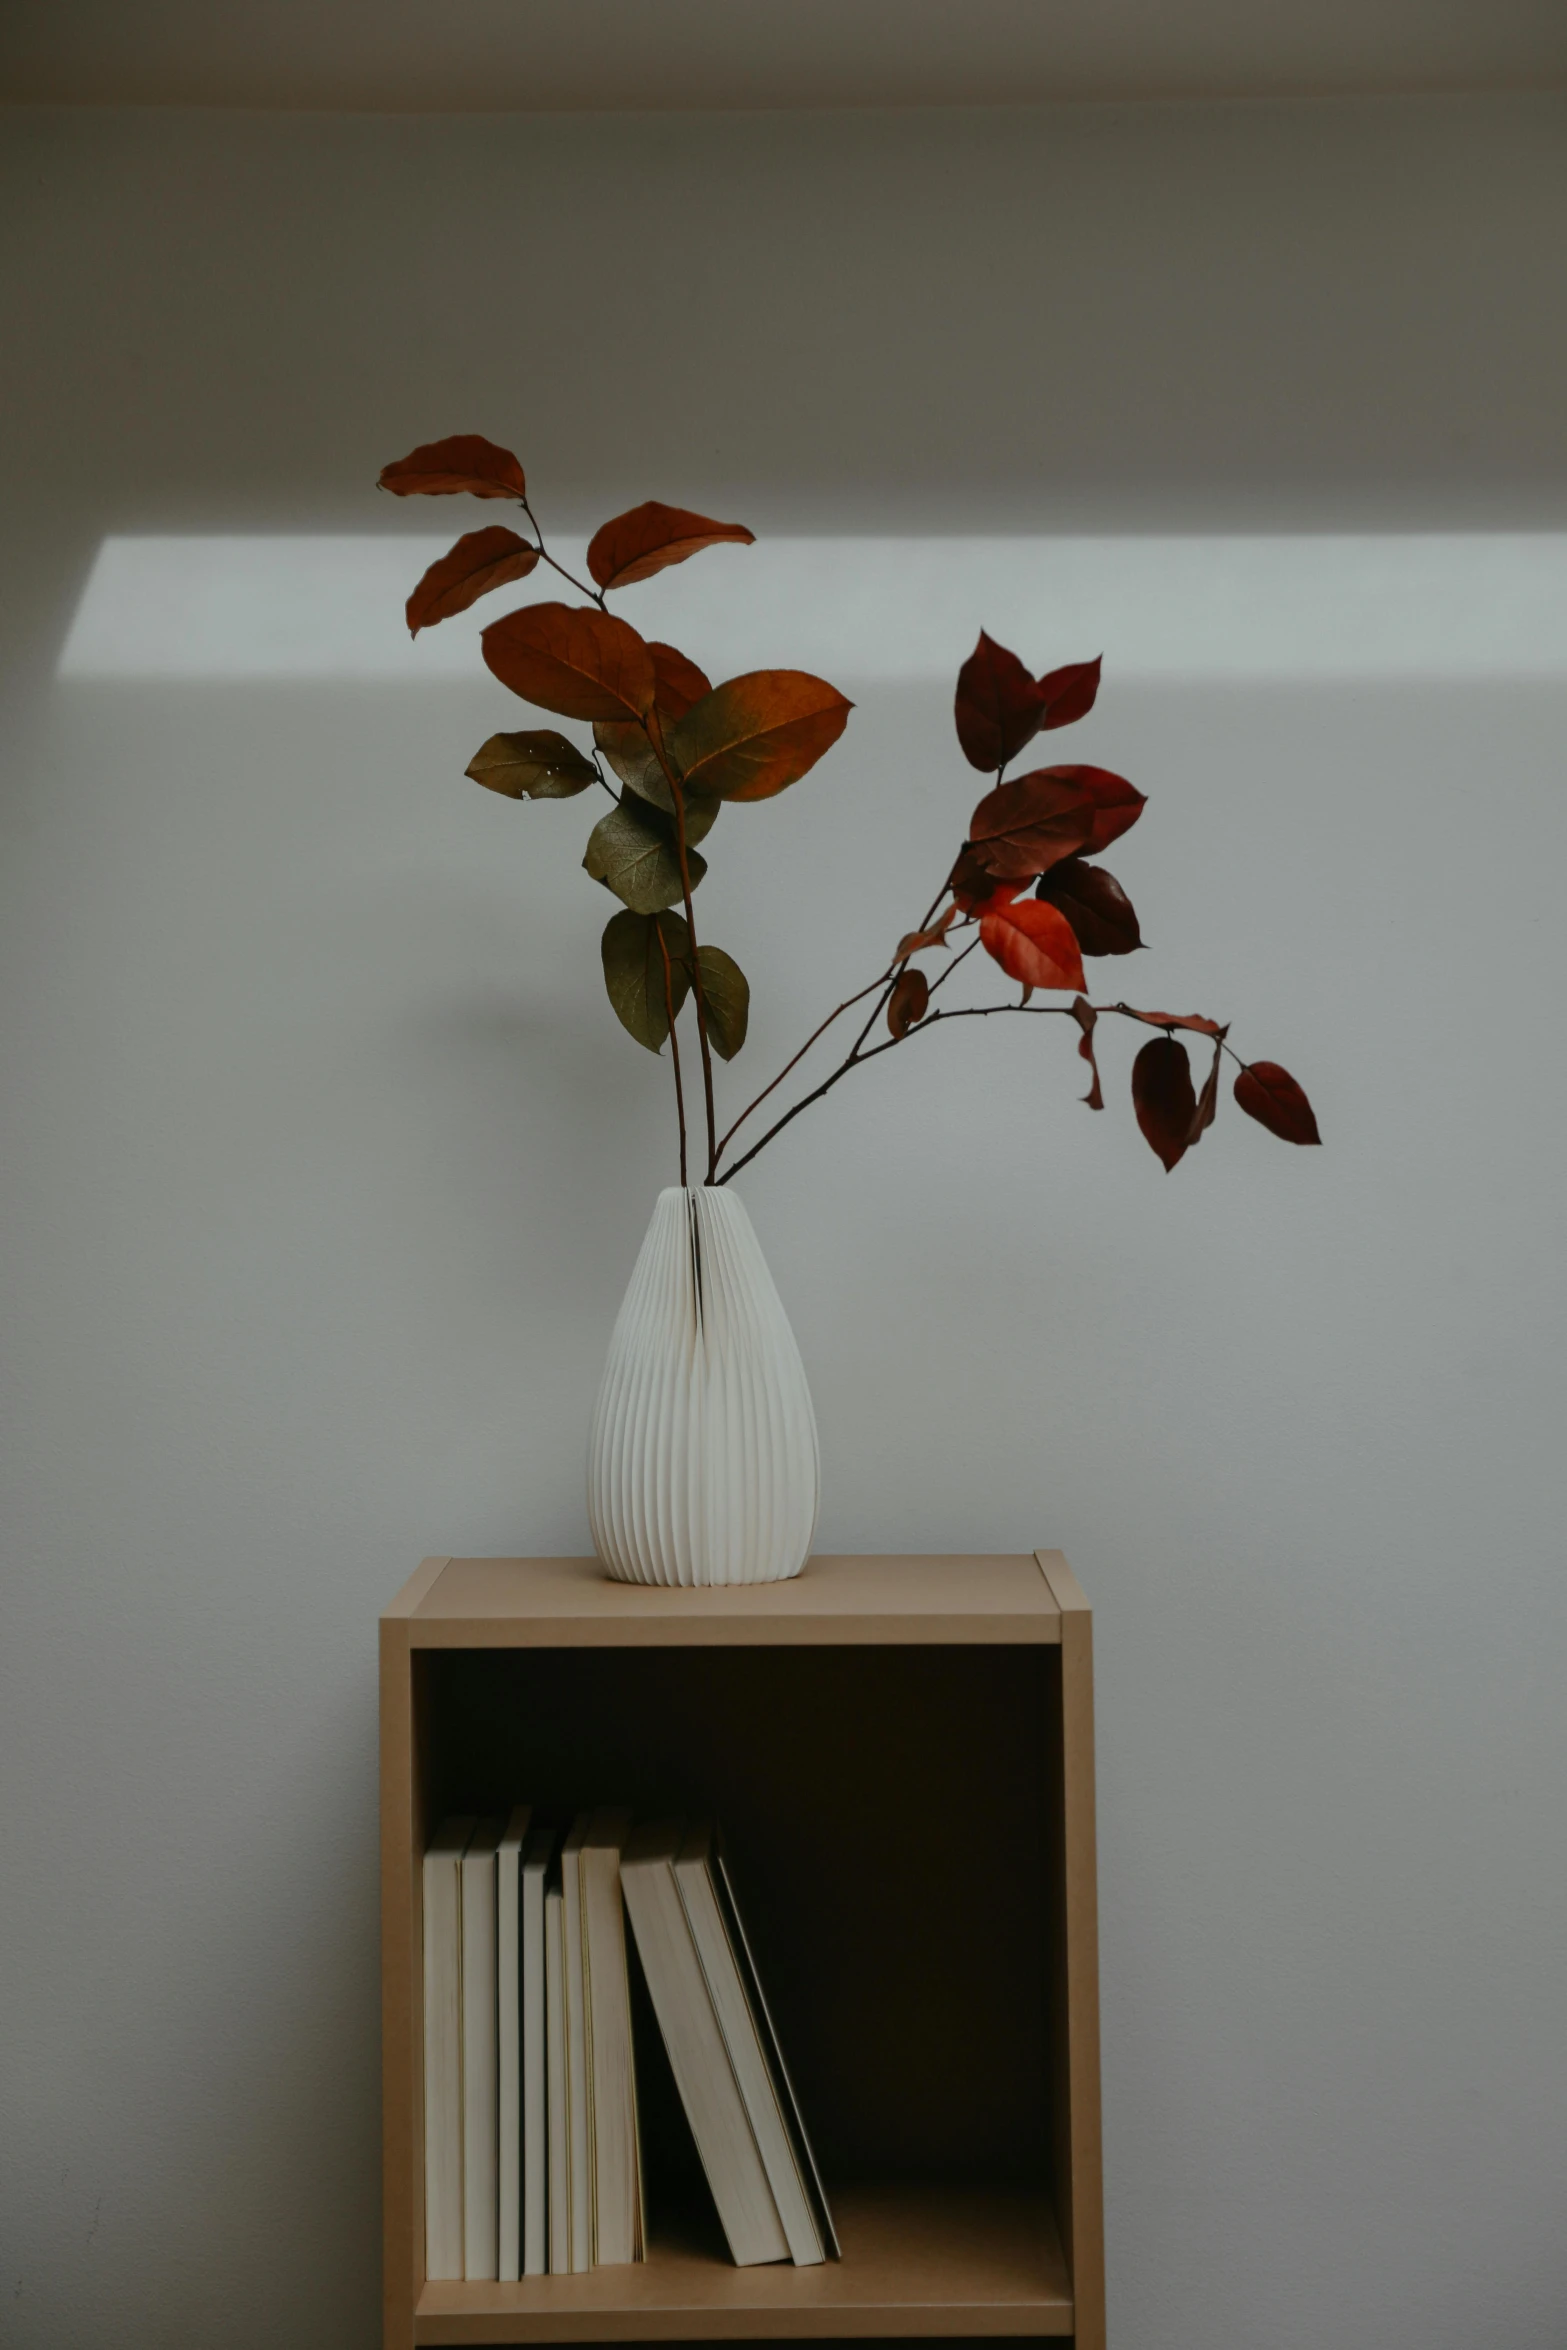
[645, 711, 719, 1183]
[521, 497, 607, 611]
[656, 921, 689, 1188]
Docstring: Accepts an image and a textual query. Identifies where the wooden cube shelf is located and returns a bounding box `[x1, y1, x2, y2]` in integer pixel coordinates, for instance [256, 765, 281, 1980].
[381, 1553, 1104, 2350]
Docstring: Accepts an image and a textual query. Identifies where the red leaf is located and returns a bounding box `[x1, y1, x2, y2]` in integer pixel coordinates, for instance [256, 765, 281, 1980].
[587, 501, 755, 591]
[1132, 1036, 1197, 1171]
[1118, 1007, 1227, 1036]
[1038, 764, 1148, 854]
[1036, 859, 1142, 956]
[887, 968, 930, 1040]
[966, 771, 1097, 880]
[954, 631, 1043, 772]
[949, 841, 998, 911]
[378, 435, 526, 500]
[977, 886, 1087, 993]
[406, 526, 539, 635]
[649, 641, 711, 720]
[481, 601, 656, 724]
[667, 670, 852, 801]
[1188, 1034, 1227, 1146]
[1037, 657, 1102, 731]
[1070, 996, 1103, 1110]
[896, 905, 959, 959]
[1234, 1061, 1321, 1145]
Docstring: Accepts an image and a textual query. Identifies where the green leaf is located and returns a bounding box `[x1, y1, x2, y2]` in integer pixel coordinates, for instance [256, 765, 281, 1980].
[601, 909, 691, 1053]
[593, 720, 719, 843]
[584, 793, 707, 915]
[465, 730, 599, 799]
[690, 945, 749, 1060]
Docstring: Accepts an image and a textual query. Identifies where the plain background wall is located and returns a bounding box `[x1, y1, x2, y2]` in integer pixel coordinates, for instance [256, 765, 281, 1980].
[2, 95, 1565, 2347]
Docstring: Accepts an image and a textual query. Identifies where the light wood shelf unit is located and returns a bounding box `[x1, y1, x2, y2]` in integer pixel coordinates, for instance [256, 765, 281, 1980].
[382, 1553, 1104, 2349]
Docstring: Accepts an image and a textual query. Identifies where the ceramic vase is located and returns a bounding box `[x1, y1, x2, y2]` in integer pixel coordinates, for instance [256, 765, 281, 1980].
[587, 1186, 820, 1587]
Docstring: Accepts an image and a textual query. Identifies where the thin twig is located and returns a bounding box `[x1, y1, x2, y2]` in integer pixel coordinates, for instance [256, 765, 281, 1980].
[717, 986, 1235, 1184]
[521, 497, 606, 610]
[712, 970, 895, 1161]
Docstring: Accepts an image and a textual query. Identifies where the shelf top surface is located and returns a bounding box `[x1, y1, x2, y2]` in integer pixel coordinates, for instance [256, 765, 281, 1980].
[414, 2181, 1070, 2340]
[388, 1553, 1071, 1647]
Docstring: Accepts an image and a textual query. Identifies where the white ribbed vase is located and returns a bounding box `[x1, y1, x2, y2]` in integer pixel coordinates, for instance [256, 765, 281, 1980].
[587, 1187, 820, 1587]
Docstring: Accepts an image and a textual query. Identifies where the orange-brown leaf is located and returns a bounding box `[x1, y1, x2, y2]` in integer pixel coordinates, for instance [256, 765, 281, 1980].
[668, 670, 852, 801]
[976, 886, 1086, 993]
[587, 502, 755, 591]
[481, 601, 656, 725]
[378, 435, 526, 500]
[887, 968, 930, 1039]
[896, 905, 959, 959]
[649, 641, 712, 720]
[406, 526, 539, 635]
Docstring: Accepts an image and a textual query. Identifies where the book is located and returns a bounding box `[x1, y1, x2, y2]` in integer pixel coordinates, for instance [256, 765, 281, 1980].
[421, 1816, 475, 2282]
[678, 1824, 837, 2264]
[521, 1827, 555, 2277]
[560, 1817, 593, 2272]
[579, 1810, 643, 2265]
[460, 1818, 504, 2279]
[621, 1820, 789, 2267]
[495, 1804, 532, 2282]
[545, 1875, 571, 2274]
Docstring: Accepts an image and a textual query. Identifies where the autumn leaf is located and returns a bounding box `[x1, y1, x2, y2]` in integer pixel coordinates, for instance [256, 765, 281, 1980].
[1036, 858, 1143, 955]
[584, 794, 707, 914]
[601, 909, 691, 1053]
[1234, 1061, 1321, 1145]
[887, 968, 930, 1039]
[587, 502, 756, 591]
[407, 527, 539, 635]
[1132, 1035, 1197, 1171]
[1050, 764, 1148, 855]
[966, 771, 1097, 880]
[668, 670, 852, 801]
[948, 841, 999, 911]
[465, 730, 599, 799]
[649, 642, 712, 720]
[954, 631, 1043, 772]
[896, 905, 959, 959]
[976, 885, 1087, 993]
[482, 601, 656, 724]
[688, 945, 750, 1059]
[1118, 1007, 1227, 1035]
[1037, 657, 1102, 731]
[378, 435, 527, 500]
[1188, 1033, 1227, 1146]
[1070, 996, 1103, 1109]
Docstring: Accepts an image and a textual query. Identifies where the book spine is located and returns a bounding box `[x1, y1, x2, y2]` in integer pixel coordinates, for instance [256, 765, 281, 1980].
[421, 1852, 464, 2281]
[522, 1862, 547, 2276]
[545, 1886, 571, 2274]
[461, 1850, 499, 2279]
[497, 1844, 522, 2281]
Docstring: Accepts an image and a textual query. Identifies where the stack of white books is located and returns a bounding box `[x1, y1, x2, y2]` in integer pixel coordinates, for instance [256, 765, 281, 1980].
[421, 1810, 836, 2280]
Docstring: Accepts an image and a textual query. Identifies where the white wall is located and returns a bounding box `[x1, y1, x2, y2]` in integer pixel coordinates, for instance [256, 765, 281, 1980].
[2, 95, 1565, 2348]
